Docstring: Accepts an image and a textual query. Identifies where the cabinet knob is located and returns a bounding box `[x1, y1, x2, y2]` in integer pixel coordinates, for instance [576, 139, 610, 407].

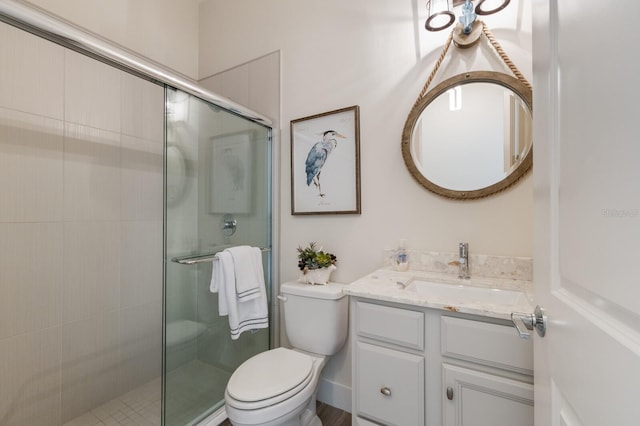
[446, 386, 454, 400]
[380, 387, 392, 396]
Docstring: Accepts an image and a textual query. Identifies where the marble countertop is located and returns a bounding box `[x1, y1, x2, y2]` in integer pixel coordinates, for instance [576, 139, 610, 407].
[342, 268, 534, 321]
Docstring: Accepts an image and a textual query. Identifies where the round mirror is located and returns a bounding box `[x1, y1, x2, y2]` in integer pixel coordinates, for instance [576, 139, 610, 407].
[402, 71, 532, 199]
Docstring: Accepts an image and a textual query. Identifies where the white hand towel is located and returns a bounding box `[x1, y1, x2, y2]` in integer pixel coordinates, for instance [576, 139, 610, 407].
[215, 251, 233, 316]
[216, 250, 268, 340]
[209, 261, 220, 293]
[225, 246, 264, 302]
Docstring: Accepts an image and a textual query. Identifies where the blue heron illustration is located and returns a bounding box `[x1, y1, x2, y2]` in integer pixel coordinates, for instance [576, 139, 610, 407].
[305, 130, 346, 197]
[222, 148, 244, 191]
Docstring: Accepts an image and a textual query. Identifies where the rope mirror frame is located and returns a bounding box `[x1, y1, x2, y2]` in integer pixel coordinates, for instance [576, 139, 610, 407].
[402, 21, 532, 200]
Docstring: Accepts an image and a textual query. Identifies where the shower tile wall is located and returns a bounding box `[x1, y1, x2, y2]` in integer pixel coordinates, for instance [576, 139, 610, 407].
[0, 22, 163, 426]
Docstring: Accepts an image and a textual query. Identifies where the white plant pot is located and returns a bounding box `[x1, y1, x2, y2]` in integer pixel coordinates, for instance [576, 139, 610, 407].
[299, 264, 337, 285]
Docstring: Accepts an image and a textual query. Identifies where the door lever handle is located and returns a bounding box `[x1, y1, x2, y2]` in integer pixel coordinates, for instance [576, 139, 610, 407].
[511, 305, 547, 339]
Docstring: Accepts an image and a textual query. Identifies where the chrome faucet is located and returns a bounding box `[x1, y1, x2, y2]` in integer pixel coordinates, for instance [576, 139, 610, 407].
[458, 242, 470, 279]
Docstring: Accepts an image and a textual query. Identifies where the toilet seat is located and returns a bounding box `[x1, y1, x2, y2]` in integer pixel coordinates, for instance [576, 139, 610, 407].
[226, 348, 314, 410]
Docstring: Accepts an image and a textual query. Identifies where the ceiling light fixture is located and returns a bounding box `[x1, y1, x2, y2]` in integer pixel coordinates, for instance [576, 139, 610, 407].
[425, 0, 510, 34]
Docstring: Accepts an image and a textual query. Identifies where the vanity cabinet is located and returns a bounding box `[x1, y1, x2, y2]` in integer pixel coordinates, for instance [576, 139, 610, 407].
[353, 302, 425, 425]
[351, 298, 533, 426]
[441, 317, 534, 426]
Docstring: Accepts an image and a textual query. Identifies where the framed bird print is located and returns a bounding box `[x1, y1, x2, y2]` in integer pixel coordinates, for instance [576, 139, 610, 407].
[210, 131, 253, 214]
[290, 105, 361, 215]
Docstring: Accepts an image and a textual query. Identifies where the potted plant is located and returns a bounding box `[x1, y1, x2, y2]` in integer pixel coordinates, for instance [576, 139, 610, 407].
[297, 242, 337, 285]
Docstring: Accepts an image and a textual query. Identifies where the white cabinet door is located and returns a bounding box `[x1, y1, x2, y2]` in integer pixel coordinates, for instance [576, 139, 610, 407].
[533, 1, 640, 424]
[443, 364, 533, 426]
[355, 342, 424, 426]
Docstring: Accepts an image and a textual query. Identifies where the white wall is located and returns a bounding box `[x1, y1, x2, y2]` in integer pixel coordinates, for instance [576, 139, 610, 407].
[25, 0, 200, 79]
[199, 0, 533, 405]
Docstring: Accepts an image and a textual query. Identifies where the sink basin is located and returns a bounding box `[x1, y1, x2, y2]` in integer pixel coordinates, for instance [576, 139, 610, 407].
[403, 279, 529, 305]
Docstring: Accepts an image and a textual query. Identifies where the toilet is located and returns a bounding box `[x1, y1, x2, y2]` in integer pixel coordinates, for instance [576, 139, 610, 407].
[224, 281, 349, 426]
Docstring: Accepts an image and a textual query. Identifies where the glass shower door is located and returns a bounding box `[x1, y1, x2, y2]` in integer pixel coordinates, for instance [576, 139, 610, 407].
[163, 88, 271, 425]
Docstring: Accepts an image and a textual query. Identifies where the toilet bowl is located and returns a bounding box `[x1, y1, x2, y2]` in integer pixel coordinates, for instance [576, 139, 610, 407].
[225, 347, 326, 426]
[224, 282, 348, 426]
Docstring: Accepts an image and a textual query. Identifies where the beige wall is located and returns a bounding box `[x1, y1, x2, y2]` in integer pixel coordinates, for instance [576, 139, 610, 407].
[199, 0, 533, 284]
[6, 0, 534, 412]
[198, 0, 533, 404]
[25, 0, 200, 79]
[0, 21, 163, 424]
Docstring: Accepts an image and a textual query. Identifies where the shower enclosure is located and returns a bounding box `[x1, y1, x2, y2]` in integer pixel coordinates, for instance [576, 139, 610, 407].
[164, 88, 272, 425]
[0, 3, 273, 425]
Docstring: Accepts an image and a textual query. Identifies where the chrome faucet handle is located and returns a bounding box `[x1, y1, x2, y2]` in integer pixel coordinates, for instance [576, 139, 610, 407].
[459, 242, 468, 257]
[458, 242, 470, 279]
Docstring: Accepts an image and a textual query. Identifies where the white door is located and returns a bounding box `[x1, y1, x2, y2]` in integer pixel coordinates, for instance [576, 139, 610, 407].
[532, 1, 640, 425]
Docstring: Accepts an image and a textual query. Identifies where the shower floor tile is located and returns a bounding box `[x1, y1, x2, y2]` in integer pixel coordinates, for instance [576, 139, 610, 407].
[165, 360, 231, 426]
[63, 360, 231, 426]
[63, 377, 161, 426]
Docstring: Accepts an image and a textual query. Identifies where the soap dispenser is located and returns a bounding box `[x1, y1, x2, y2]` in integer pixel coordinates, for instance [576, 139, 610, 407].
[394, 239, 409, 272]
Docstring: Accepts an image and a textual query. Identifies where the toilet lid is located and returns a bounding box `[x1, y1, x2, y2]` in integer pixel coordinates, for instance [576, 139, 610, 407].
[227, 348, 313, 403]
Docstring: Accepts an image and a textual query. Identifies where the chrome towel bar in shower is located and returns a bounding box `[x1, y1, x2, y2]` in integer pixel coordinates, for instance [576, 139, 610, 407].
[171, 247, 271, 265]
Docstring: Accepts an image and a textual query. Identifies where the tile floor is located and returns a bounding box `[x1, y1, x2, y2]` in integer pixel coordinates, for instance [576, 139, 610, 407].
[164, 361, 231, 426]
[63, 378, 161, 426]
[63, 360, 231, 426]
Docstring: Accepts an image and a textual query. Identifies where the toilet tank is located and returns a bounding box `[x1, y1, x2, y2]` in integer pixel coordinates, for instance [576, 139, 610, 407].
[280, 281, 349, 356]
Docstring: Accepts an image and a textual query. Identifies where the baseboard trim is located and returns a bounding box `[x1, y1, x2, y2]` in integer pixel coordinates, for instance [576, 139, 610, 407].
[316, 378, 352, 413]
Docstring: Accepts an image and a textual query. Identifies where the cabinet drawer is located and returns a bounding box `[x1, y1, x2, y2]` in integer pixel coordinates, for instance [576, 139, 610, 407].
[441, 316, 533, 374]
[356, 301, 424, 350]
[355, 342, 424, 426]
